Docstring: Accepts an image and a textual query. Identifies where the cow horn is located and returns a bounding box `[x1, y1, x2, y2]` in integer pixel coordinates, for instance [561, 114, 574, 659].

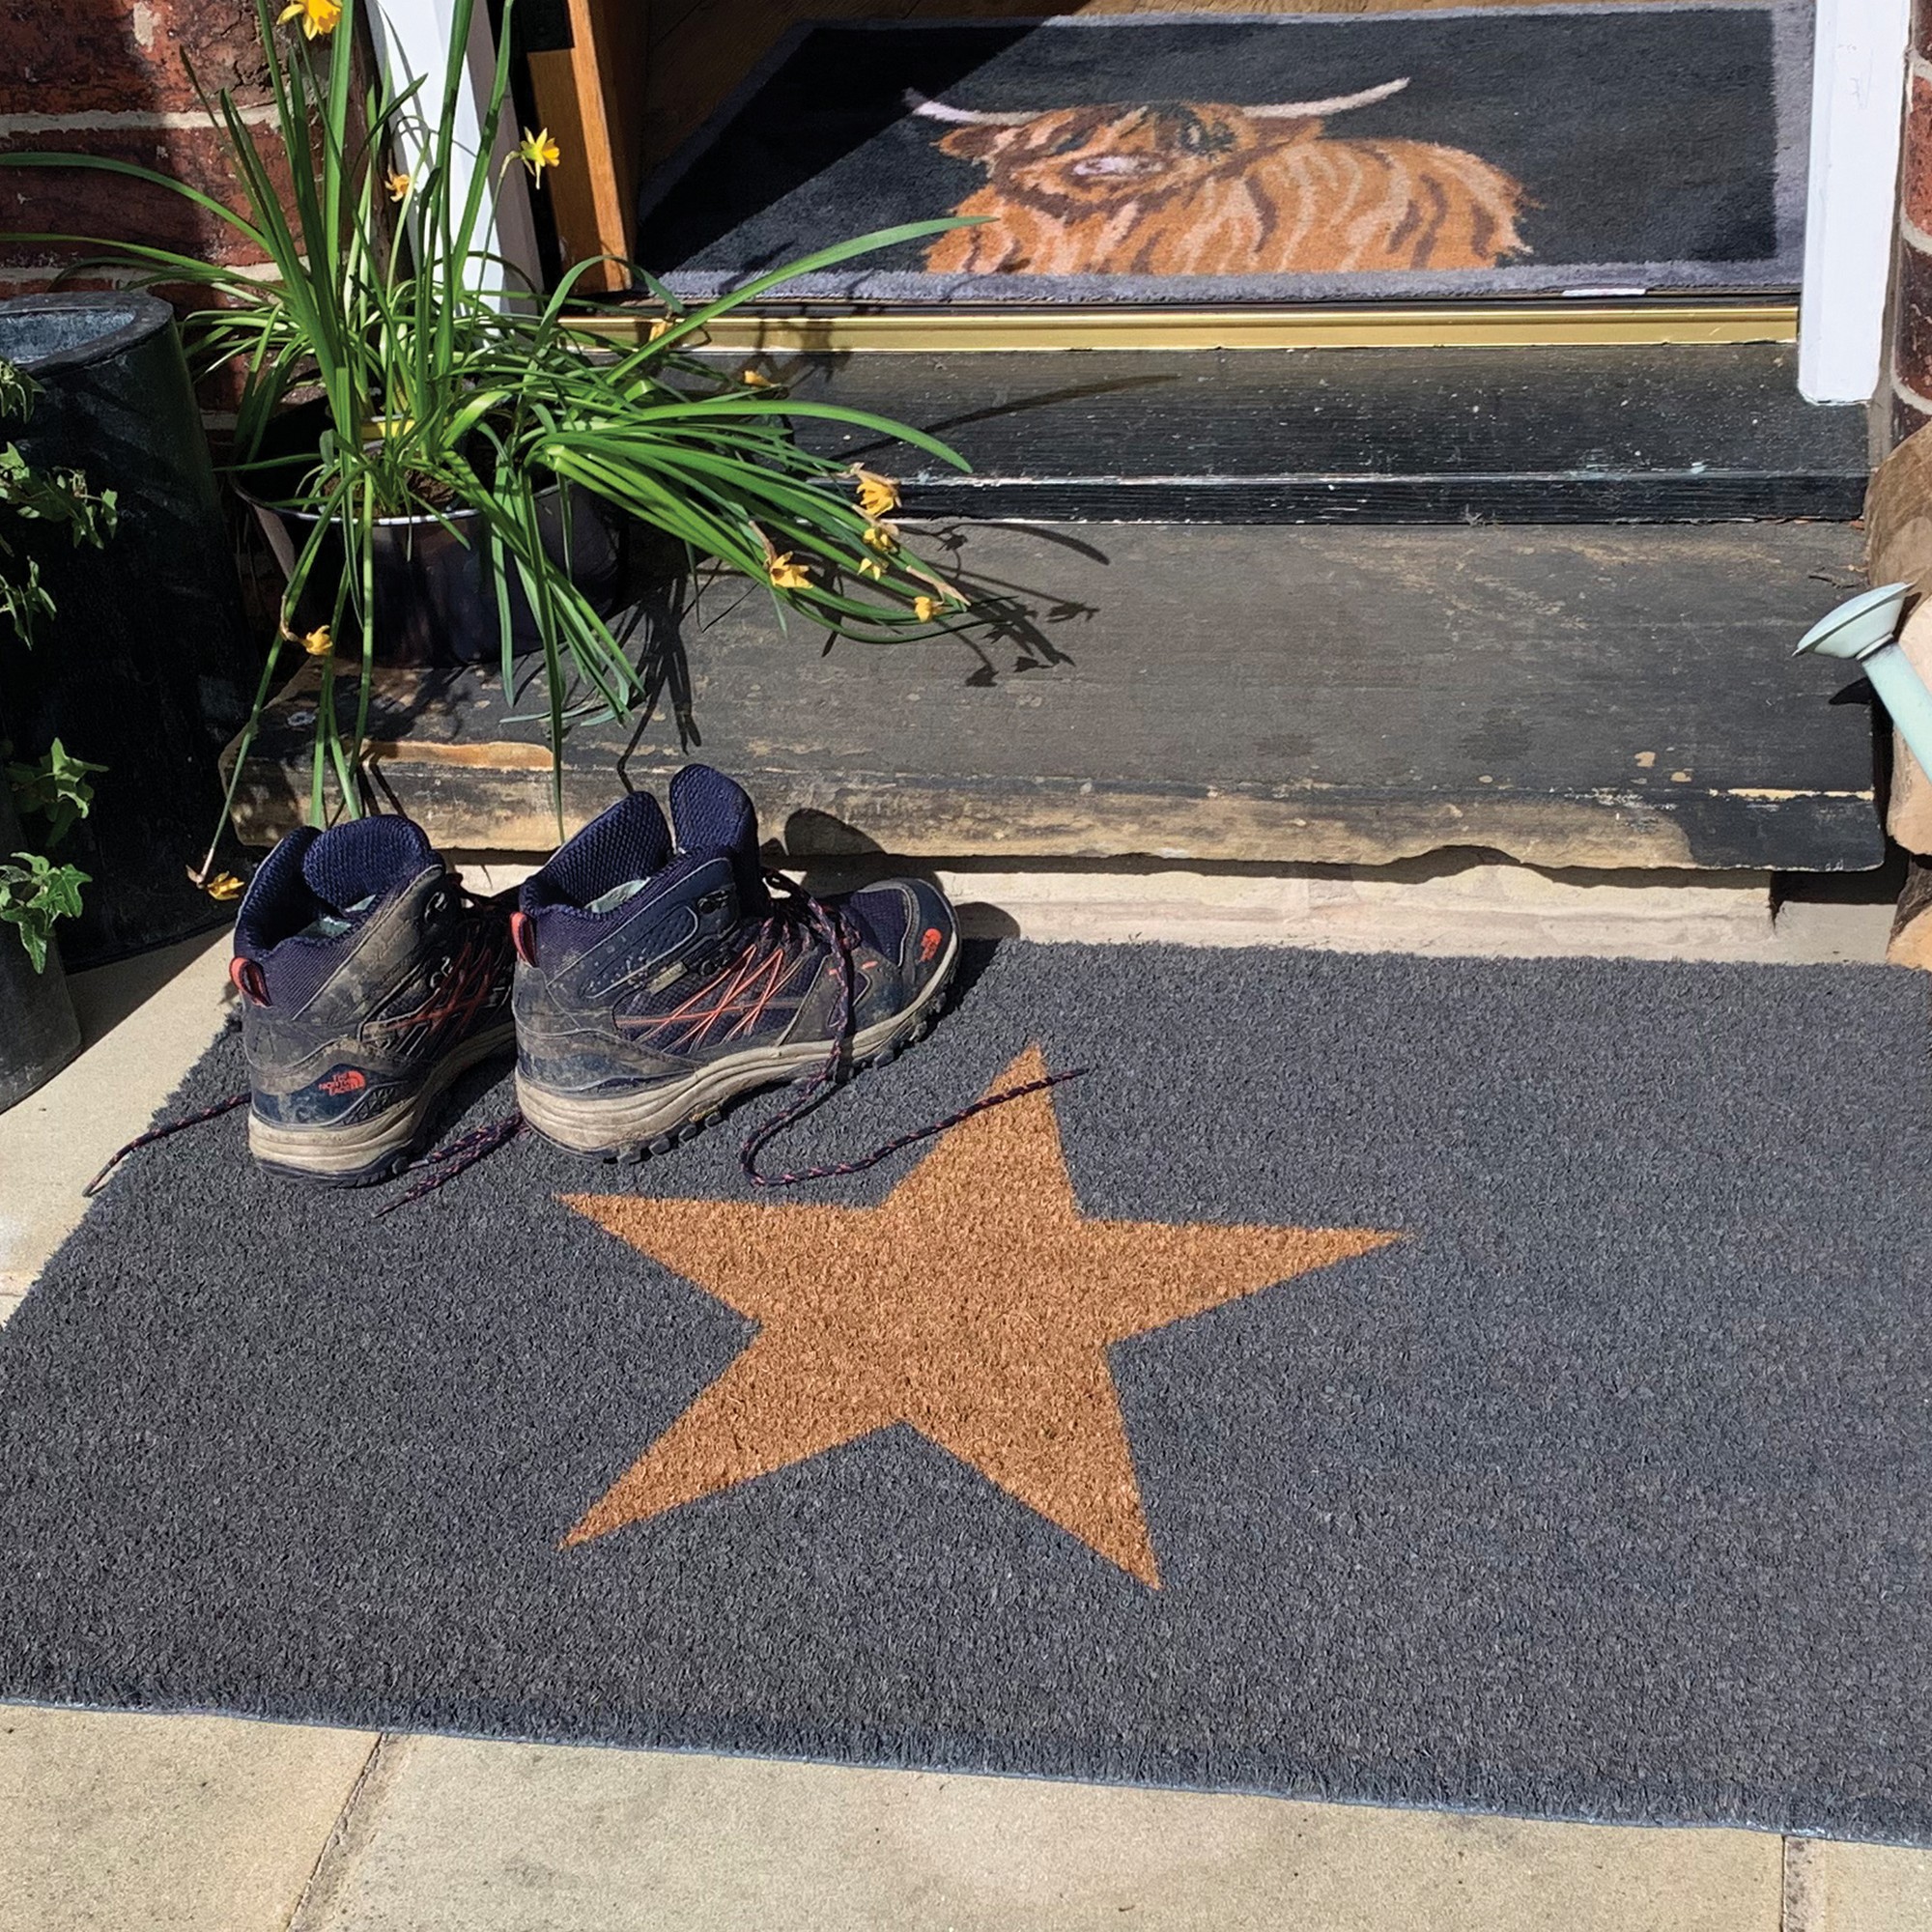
[903, 89, 1039, 128]
[1246, 76, 1411, 118]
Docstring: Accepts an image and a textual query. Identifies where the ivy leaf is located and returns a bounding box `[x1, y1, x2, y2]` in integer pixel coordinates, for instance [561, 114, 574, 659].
[8, 737, 104, 845]
[0, 847, 89, 971]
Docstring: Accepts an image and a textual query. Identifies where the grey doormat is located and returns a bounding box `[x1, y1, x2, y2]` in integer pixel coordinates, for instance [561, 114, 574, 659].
[4, 942, 1932, 1843]
[638, 4, 1810, 305]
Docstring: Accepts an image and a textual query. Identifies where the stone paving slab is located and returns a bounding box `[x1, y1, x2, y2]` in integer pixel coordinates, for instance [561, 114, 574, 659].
[291, 1736, 1784, 1932]
[1784, 1839, 1932, 1932]
[0, 1707, 375, 1932]
[455, 855, 1896, 966]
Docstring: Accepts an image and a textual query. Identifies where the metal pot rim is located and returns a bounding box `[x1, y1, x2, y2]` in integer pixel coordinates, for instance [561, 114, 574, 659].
[240, 479, 570, 530]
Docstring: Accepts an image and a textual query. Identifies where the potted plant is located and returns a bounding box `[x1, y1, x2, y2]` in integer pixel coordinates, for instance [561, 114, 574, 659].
[0, 354, 112, 1110]
[3, 0, 974, 872]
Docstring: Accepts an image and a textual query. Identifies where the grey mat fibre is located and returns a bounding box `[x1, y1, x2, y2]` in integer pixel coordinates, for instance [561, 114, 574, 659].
[4, 942, 1931, 1843]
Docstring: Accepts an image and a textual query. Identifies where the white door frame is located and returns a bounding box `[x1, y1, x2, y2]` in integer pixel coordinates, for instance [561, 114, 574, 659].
[1801, 0, 1913, 404]
[365, 0, 545, 302]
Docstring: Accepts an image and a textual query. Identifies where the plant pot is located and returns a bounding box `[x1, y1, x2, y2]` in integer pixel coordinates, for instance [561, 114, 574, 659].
[0, 925, 81, 1115]
[241, 403, 627, 667]
[0, 785, 81, 1115]
[0, 293, 256, 968]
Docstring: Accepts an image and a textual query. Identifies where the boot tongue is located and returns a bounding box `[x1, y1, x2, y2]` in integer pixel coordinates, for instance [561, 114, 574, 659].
[668, 764, 770, 912]
[297, 815, 435, 936]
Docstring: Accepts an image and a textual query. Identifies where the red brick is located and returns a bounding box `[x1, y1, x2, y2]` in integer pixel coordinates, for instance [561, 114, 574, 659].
[0, 268, 125, 302]
[1905, 72, 1932, 239]
[1918, 0, 1932, 69]
[0, 268, 232, 302]
[1896, 245, 1932, 408]
[0, 0, 275, 117]
[0, 121, 291, 274]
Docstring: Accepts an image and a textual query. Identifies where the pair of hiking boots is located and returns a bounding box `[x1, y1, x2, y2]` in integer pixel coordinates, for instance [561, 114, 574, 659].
[230, 764, 959, 1184]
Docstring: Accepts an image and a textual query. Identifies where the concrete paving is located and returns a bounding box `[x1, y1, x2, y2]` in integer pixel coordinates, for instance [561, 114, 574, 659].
[0, 874, 1921, 1930]
[289, 1738, 1781, 1932]
[1784, 1840, 1932, 1932]
[457, 853, 1900, 965]
[0, 1707, 376, 1932]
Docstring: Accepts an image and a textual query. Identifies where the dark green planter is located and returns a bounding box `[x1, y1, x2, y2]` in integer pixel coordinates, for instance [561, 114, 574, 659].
[0, 783, 80, 1115]
[0, 293, 255, 967]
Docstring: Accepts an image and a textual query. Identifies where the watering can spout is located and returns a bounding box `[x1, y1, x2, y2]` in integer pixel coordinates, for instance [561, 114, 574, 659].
[1793, 582, 1932, 782]
[1791, 582, 1913, 662]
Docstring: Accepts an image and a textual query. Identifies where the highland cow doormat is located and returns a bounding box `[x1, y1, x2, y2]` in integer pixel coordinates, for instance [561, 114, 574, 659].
[5, 942, 1932, 1843]
[637, 4, 1810, 305]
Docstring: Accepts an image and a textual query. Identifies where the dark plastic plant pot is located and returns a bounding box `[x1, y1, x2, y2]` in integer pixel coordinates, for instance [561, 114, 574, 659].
[241, 403, 627, 667]
[0, 786, 81, 1116]
[0, 293, 255, 968]
[0, 935, 80, 1115]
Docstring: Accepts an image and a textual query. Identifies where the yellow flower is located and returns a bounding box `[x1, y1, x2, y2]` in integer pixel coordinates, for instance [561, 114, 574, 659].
[767, 554, 810, 590]
[384, 169, 411, 202]
[740, 367, 773, 387]
[299, 624, 333, 656]
[199, 869, 245, 903]
[861, 524, 897, 554]
[914, 595, 942, 622]
[516, 128, 562, 183]
[278, 0, 342, 36]
[853, 469, 899, 519]
[856, 556, 885, 582]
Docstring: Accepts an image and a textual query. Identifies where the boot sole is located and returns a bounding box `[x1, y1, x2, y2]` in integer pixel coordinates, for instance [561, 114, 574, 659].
[516, 935, 959, 1161]
[248, 1021, 518, 1186]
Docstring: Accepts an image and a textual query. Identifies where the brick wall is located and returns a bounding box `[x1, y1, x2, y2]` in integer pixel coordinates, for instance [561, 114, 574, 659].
[0, 0, 280, 310]
[1895, 0, 1932, 442]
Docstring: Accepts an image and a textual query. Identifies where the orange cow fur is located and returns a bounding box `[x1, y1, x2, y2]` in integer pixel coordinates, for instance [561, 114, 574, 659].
[922, 101, 1530, 276]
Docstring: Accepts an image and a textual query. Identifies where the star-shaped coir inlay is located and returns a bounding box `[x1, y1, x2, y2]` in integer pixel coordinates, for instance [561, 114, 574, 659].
[561, 1046, 1401, 1585]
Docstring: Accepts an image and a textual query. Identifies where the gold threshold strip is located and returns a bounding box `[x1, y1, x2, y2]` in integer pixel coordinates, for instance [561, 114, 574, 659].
[568, 302, 1798, 353]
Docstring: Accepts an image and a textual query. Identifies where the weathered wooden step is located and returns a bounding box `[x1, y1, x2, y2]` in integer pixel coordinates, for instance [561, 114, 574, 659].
[230, 520, 1882, 873]
[720, 345, 1867, 526]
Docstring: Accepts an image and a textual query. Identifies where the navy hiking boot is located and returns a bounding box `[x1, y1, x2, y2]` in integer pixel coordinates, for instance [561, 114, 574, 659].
[510, 765, 958, 1159]
[231, 814, 516, 1183]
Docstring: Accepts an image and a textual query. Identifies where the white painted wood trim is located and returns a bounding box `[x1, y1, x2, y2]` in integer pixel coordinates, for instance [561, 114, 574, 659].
[366, 0, 544, 303]
[1800, 0, 1913, 404]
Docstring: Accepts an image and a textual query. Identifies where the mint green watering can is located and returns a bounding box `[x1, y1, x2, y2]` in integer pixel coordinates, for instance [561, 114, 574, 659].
[1793, 584, 1932, 775]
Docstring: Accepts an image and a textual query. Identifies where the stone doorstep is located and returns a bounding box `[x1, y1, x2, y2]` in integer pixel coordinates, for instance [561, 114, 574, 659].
[448, 853, 1899, 967]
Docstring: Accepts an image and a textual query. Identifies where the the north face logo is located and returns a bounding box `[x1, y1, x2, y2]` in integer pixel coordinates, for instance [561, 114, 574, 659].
[919, 926, 945, 964]
[317, 1068, 367, 1097]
